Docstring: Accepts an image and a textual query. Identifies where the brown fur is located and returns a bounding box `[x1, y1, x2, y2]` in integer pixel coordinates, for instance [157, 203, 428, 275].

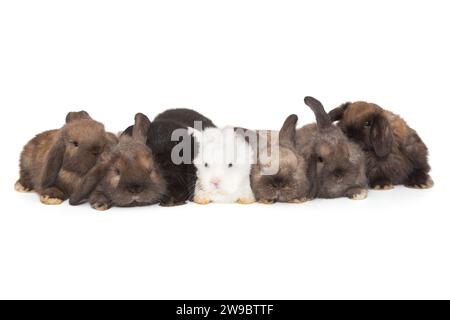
[329, 101, 432, 189]
[17, 111, 118, 203]
[250, 115, 310, 203]
[69, 113, 167, 210]
[296, 97, 368, 199]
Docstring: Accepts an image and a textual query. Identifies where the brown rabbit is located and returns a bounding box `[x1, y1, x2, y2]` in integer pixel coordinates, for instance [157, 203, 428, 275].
[249, 115, 310, 204]
[16, 111, 118, 204]
[328, 101, 433, 190]
[69, 113, 167, 210]
[296, 97, 368, 200]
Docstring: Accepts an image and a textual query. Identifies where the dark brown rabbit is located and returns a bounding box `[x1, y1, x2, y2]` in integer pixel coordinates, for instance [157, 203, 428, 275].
[69, 113, 167, 210]
[328, 101, 433, 190]
[249, 115, 310, 204]
[16, 111, 118, 205]
[296, 97, 368, 200]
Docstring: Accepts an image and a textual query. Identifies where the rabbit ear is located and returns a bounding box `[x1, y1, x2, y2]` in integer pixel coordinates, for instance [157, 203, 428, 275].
[304, 96, 332, 129]
[370, 114, 393, 158]
[40, 136, 66, 188]
[66, 111, 91, 123]
[132, 113, 151, 143]
[328, 102, 351, 122]
[279, 114, 298, 148]
[69, 155, 114, 205]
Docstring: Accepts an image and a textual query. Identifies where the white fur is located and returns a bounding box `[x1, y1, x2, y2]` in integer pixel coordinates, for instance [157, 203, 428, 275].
[191, 127, 255, 203]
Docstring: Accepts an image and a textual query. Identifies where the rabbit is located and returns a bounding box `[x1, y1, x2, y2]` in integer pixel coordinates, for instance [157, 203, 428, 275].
[16, 111, 118, 205]
[122, 108, 216, 206]
[328, 101, 433, 190]
[189, 126, 255, 204]
[247, 115, 311, 204]
[295, 97, 369, 200]
[69, 113, 167, 210]
[154, 108, 216, 129]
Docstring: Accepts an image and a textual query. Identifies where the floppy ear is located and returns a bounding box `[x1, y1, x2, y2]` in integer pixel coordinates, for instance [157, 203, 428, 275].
[304, 96, 332, 129]
[328, 102, 351, 122]
[132, 113, 151, 143]
[66, 111, 91, 123]
[40, 136, 66, 188]
[69, 155, 114, 205]
[279, 114, 298, 148]
[370, 114, 393, 158]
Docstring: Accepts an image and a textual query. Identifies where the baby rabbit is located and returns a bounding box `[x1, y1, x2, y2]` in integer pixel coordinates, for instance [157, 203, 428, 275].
[153, 108, 216, 129]
[190, 127, 255, 204]
[69, 113, 167, 210]
[296, 97, 368, 200]
[328, 101, 433, 190]
[249, 115, 310, 204]
[16, 111, 118, 205]
[123, 108, 216, 206]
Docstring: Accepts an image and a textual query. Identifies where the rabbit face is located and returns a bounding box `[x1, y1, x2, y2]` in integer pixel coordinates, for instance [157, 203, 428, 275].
[60, 119, 110, 175]
[98, 138, 166, 207]
[193, 127, 254, 197]
[312, 128, 367, 198]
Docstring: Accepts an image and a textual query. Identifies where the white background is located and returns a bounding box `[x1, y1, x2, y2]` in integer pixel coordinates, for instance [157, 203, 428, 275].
[0, 0, 449, 300]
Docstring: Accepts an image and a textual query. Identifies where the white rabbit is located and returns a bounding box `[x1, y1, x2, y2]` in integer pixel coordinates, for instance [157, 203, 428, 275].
[190, 127, 255, 204]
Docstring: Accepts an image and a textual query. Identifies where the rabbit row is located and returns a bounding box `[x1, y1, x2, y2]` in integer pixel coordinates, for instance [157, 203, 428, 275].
[16, 96, 433, 210]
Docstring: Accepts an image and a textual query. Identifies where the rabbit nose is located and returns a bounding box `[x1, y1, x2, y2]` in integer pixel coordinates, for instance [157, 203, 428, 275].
[127, 184, 144, 194]
[91, 146, 102, 156]
[210, 178, 221, 188]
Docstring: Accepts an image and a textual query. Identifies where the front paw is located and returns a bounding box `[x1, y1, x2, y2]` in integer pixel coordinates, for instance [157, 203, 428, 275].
[91, 202, 111, 211]
[258, 199, 276, 205]
[39, 187, 66, 205]
[405, 177, 434, 189]
[40, 195, 64, 205]
[372, 184, 395, 191]
[288, 197, 310, 204]
[349, 189, 368, 200]
[15, 181, 32, 193]
[193, 195, 211, 205]
[237, 198, 255, 205]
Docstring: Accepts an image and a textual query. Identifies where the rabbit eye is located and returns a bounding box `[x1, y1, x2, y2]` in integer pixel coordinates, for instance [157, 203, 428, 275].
[228, 163, 233, 168]
[317, 156, 324, 163]
[204, 163, 209, 168]
[334, 169, 344, 178]
[71, 141, 79, 147]
[364, 120, 372, 128]
[115, 168, 121, 175]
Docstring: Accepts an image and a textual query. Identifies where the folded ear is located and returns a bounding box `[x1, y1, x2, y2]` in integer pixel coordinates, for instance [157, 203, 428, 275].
[66, 111, 91, 123]
[279, 114, 298, 148]
[69, 155, 113, 205]
[370, 114, 393, 158]
[132, 113, 151, 143]
[328, 102, 351, 122]
[40, 136, 66, 188]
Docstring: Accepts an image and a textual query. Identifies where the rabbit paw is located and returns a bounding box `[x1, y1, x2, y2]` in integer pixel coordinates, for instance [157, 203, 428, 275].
[288, 197, 310, 204]
[405, 177, 434, 189]
[91, 202, 110, 211]
[40, 195, 64, 205]
[259, 199, 276, 205]
[237, 198, 255, 205]
[350, 189, 368, 200]
[15, 181, 32, 193]
[39, 188, 66, 205]
[193, 196, 211, 205]
[373, 184, 395, 191]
